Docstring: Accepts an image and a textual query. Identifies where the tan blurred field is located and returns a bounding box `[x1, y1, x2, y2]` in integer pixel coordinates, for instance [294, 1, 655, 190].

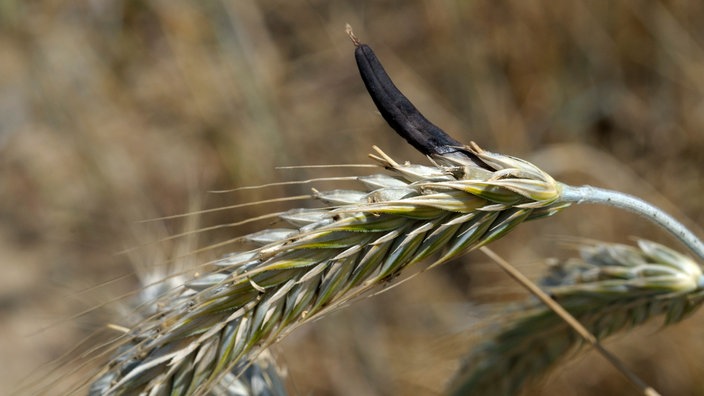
[2, 1, 704, 395]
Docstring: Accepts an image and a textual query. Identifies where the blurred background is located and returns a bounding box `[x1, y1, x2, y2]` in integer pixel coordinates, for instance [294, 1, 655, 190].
[2, 1, 704, 395]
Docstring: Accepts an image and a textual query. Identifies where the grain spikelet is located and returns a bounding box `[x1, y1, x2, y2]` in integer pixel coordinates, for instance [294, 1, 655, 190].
[448, 240, 704, 396]
[89, 144, 564, 395]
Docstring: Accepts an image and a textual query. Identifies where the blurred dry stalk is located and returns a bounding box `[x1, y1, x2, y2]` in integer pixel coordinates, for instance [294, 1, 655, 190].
[2, 1, 704, 395]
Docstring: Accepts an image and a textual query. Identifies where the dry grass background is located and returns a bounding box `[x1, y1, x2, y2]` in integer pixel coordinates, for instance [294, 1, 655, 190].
[2, 1, 704, 395]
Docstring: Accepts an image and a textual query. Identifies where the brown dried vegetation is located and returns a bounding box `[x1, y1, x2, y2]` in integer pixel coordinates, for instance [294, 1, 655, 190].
[2, 1, 704, 395]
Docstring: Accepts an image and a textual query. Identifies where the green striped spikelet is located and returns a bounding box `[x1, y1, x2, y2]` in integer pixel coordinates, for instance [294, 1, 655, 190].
[448, 239, 704, 396]
[90, 144, 565, 395]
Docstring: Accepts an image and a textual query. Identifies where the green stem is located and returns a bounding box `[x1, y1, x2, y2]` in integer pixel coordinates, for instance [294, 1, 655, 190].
[560, 184, 704, 262]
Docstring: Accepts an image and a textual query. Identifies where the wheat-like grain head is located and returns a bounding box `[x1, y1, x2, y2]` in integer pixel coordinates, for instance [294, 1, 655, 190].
[82, 29, 578, 394]
[448, 240, 704, 396]
[87, 141, 564, 394]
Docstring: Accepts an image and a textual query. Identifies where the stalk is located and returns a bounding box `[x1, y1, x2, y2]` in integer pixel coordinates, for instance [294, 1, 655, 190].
[560, 184, 704, 261]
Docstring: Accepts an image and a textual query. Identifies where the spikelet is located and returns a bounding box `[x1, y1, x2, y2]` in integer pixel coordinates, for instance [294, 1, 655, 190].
[89, 143, 564, 395]
[448, 240, 704, 396]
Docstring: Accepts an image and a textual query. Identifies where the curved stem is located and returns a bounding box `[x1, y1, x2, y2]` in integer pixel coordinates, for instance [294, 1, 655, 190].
[560, 184, 704, 262]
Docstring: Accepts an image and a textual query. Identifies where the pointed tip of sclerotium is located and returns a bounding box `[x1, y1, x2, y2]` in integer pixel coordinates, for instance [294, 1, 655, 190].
[346, 24, 360, 47]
